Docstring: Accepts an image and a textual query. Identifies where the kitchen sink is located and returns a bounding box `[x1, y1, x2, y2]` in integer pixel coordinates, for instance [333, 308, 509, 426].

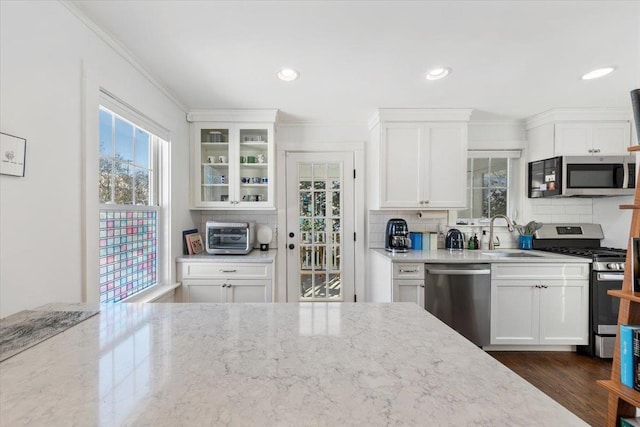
[480, 251, 544, 258]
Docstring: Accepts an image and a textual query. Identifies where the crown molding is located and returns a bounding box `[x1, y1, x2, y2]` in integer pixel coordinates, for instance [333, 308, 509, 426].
[59, 0, 188, 113]
[368, 108, 474, 129]
[277, 120, 367, 127]
[525, 107, 632, 130]
[468, 120, 525, 127]
[186, 109, 279, 123]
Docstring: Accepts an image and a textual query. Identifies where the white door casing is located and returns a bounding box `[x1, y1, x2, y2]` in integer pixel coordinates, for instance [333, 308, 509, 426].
[285, 152, 355, 302]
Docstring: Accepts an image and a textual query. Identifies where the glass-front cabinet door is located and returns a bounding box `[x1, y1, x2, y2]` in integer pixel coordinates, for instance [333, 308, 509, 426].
[237, 127, 271, 207]
[198, 125, 231, 207]
[191, 119, 275, 209]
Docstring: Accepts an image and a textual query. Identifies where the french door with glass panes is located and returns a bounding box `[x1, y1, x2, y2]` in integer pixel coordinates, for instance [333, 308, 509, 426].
[286, 152, 355, 302]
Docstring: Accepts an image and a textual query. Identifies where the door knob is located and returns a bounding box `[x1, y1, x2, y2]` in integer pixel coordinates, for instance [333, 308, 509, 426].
[288, 243, 295, 250]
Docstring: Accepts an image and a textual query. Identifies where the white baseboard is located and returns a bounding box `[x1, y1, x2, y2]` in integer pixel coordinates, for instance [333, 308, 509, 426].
[483, 345, 576, 352]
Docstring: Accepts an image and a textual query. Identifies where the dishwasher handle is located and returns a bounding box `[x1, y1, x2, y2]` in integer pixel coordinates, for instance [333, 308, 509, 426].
[427, 268, 491, 275]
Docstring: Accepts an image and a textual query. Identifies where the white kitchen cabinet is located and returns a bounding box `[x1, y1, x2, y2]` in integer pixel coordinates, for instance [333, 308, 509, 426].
[187, 110, 277, 210]
[369, 251, 424, 305]
[177, 260, 274, 303]
[490, 263, 589, 346]
[182, 279, 271, 303]
[368, 109, 472, 209]
[555, 122, 630, 156]
[525, 109, 632, 161]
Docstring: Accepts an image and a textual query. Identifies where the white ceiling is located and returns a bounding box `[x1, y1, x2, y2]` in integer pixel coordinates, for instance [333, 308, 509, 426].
[69, 0, 640, 123]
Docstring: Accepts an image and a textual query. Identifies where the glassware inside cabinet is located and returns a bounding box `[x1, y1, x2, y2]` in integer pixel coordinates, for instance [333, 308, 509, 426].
[239, 128, 269, 203]
[200, 128, 230, 203]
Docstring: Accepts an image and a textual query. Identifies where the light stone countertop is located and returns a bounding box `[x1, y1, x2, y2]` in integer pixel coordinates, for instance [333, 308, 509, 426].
[0, 302, 587, 426]
[371, 248, 593, 264]
[177, 248, 276, 263]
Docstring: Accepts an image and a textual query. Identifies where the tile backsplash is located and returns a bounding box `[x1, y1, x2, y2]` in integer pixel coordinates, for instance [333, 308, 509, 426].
[368, 210, 448, 249]
[529, 197, 593, 224]
[199, 211, 278, 248]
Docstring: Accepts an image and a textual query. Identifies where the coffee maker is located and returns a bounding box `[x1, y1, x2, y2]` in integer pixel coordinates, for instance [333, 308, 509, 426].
[385, 218, 411, 252]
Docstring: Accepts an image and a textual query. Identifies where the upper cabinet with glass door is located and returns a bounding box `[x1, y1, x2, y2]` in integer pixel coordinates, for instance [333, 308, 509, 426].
[187, 110, 278, 210]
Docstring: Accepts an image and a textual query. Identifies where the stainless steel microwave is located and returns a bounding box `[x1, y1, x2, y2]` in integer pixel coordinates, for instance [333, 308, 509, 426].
[528, 155, 636, 198]
[205, 221, 255, 254]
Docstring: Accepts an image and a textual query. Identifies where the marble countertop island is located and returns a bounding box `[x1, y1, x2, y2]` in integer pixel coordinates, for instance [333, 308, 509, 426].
[0, 303, 587, 426]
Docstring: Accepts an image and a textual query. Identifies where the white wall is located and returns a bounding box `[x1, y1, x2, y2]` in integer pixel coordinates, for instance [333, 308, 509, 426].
[0, 1, 192, 317]
[594, 195, 634, 248]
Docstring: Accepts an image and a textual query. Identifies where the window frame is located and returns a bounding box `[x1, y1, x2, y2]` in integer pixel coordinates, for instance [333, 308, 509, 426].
[84, 86, 171, 304]
[99, 106, 159, 207]
[454, 150, 521, 225]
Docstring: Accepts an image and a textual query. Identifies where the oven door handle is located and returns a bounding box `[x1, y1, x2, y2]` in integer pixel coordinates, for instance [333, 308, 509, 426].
[597, 272, 624, 281]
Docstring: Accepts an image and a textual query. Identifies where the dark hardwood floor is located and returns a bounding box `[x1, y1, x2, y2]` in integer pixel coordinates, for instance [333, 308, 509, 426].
[488, 351, 611, 427]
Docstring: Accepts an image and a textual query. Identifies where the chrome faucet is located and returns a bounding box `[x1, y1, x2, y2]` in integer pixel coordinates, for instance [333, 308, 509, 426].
[489, 215, 515, 250]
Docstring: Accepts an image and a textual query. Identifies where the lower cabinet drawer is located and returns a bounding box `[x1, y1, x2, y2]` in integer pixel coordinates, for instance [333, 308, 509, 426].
[491, 263, 589, 280]
[393, 263, 425, 279]
[181, 263, 271, 280]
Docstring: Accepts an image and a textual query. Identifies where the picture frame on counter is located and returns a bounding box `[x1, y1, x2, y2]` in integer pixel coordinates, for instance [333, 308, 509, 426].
[0, 132, 26, 177]
[182, 229, 199, 255]
[186, 233, 204, 255]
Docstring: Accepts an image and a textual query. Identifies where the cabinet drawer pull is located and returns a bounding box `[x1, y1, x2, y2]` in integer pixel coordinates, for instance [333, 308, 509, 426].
[400, 269, 419, 273]
[220, 269, 237, 273]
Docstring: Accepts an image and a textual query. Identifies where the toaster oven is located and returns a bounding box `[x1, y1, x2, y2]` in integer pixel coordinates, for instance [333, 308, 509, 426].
[205, 221, 255, 254]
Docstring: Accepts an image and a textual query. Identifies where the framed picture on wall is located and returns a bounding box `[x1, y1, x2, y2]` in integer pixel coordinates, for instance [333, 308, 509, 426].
[0, 132, 26, 177]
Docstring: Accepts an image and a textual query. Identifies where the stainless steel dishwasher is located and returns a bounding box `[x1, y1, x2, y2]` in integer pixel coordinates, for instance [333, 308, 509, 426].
[425, 264, 491, 346]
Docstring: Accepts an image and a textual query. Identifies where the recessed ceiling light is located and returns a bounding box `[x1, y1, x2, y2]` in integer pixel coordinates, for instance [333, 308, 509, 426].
[581, 67, 615, 80]
[426, 67, 451, 81]
[277, 68, 299, 82]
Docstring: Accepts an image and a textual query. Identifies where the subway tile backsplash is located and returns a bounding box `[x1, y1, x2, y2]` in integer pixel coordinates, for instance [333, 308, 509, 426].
[368, 198, 594, 250]
[368, 210, 448, 249]
[530, 198, 593, 224]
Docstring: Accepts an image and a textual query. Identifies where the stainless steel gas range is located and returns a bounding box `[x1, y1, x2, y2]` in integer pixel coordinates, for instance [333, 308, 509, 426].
[533, 223, 625, 358]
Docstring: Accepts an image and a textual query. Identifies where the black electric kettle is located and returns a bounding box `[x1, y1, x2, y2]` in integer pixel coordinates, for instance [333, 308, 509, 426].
[445, 228, 465, 251]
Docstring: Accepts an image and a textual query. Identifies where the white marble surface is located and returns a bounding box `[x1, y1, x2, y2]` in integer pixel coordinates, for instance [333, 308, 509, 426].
[0, 303, 587, 426]
[177, 248, 276, 263]
[372, 248, 593, 264]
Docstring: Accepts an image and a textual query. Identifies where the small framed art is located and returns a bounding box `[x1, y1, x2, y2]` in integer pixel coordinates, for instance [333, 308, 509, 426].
[186, 233, 204, 255]
[182, 229, 199, 255]
[1, 132, 26, 177]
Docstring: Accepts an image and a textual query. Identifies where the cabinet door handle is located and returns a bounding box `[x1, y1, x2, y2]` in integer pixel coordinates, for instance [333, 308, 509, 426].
[424, 200, 429, 204]
[588, 149, 593, 153]
[541, 284, 548, 289]
[594, 148, 600, 153]
[420, 284, 425, 288]
[220, 269, 237, 273]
